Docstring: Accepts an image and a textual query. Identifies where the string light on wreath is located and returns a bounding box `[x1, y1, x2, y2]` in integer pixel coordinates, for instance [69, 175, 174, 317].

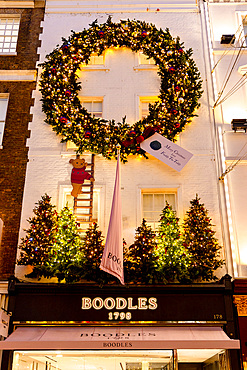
[39, 17, 203, 162]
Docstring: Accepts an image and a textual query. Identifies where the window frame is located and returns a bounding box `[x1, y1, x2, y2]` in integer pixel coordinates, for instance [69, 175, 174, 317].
[0, 14, 20, 55]
[80, 98, 103, 118]
[0, 93, 9, 149]
[58, 184, 104, 230]
[138, 96, 159, 121]
[80, 52, 109, 72]
[138, 52, 156, 66]
[66, 97, 103, 150]
[137, 186, 181, 230]
[236, 12, 247, 47]
[86, 53, 105, 66]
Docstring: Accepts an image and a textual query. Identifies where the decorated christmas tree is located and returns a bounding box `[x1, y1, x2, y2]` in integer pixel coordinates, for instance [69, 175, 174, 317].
[155, 204, 190, 283]
[125, 219, 160, 284]
[81, 222, 113, 284]
[182, 195, 224, 282]
[18, 194, 57, 278]
[49, 206, 85, 283]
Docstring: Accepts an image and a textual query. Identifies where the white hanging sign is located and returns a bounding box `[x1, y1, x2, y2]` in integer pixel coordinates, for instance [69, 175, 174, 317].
[140, 133, 193, 172]
[0, 309, 10, 337]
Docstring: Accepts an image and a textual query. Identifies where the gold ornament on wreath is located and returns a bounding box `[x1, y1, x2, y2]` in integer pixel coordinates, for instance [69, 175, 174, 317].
[39, 17, 203, 162]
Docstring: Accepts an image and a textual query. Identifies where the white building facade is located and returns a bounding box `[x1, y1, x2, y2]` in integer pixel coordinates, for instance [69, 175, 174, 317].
[204, 0, 247, 279]
[16, 0, 230, 278]
[0, 1, 242, 369]
[205, 1, 247, 368]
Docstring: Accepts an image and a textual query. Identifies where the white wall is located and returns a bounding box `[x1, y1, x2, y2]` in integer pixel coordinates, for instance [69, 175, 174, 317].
[16, 2, 226, 279]
[207, 2, 247, 277]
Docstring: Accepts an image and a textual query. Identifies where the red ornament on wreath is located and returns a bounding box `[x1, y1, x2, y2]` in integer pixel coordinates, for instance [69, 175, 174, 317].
[129, 130, 136, 136]
[62, 44, 69, 53]
[85, 130, 91, 138]
[136, 135, 145, 143]
[170, 108, 178, 115]
[168, 67, 176, 73]
[65, 90, 71, 97]
[59, 116, 68, 124]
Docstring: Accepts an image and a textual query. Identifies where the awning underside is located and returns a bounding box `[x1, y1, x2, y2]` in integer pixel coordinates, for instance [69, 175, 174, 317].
[0, 326, 240, 350]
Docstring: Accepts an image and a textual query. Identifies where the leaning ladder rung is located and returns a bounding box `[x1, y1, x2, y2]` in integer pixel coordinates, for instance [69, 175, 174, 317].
[74, 207, 92, 211]
[76, 220, 92, 223]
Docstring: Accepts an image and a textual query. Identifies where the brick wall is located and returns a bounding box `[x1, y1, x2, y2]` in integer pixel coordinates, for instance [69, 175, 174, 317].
[0, 6, 44, 280]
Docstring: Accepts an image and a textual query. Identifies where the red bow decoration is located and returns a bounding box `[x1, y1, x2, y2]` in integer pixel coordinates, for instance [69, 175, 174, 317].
[122, 126, 159, 147]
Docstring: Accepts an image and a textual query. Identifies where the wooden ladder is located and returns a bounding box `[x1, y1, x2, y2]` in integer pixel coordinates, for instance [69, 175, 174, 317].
[73, 153, 95, 234]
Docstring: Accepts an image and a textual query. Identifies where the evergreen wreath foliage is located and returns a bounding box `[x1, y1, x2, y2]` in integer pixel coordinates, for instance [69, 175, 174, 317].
[39, 17, 203, 162]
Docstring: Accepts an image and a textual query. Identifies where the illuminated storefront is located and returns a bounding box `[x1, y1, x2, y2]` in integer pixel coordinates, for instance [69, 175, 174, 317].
[0, 275, 241, 370]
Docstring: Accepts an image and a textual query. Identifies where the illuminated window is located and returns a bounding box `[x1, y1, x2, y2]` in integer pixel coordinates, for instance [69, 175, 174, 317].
[12, 349, 230, 370]
[139, 52, 155, 65]
[0, 17, 20, 54]
[13, 350, 174, 370]
[82, 100, 103, 118]
[242, 15, 247, 45]
[142, 191, 177, 229]
[60, 186, 100, 223]
[81, 53, 104, 66]
[67, 99, 103, 150]
[236, 12, 247, 46]
[140, 97, 158, 119]
[0, 94, 9, 148]
[87, 54, 104, 65]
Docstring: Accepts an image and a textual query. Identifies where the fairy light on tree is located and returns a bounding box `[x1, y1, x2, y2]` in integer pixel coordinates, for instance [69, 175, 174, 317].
[17, 195, 224, 284]
[18, 194, 57, 277]
[155, 203, 190, 283]
[81, 222, 112, 284]
[125, 219, 160, 284]
[49, 206, 84, 283]
[182, 194, 224, 282]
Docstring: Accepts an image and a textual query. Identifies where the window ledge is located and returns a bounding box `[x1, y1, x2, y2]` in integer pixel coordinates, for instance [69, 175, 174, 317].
[80, 66, 110, 72]
[0, 70, 37, 81]
[0, 52, 17, 56]
[134, 65, 158, 71]
[61, 151, 77, 158]
[61, 150, 94, 158]
[213, 47, 247, 55]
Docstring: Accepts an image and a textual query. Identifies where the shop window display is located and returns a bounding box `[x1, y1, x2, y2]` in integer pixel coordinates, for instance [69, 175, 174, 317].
[12, 349, 230, 370]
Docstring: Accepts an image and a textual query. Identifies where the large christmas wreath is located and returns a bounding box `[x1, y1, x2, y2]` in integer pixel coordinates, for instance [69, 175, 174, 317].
[40, 17, 203, 162]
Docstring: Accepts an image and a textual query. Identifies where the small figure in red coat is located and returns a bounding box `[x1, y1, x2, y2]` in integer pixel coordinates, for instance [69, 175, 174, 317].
[69, 155, 94, 197]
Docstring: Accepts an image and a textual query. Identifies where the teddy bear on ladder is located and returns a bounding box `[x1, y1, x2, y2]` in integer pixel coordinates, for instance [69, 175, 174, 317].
[69, 154, 95, 198]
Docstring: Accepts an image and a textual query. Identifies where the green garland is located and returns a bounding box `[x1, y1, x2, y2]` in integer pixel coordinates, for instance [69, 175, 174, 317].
[39, 17, 203, 162]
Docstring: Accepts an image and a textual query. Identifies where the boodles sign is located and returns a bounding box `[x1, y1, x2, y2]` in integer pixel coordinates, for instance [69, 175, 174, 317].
[82, 296, 158, 321]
